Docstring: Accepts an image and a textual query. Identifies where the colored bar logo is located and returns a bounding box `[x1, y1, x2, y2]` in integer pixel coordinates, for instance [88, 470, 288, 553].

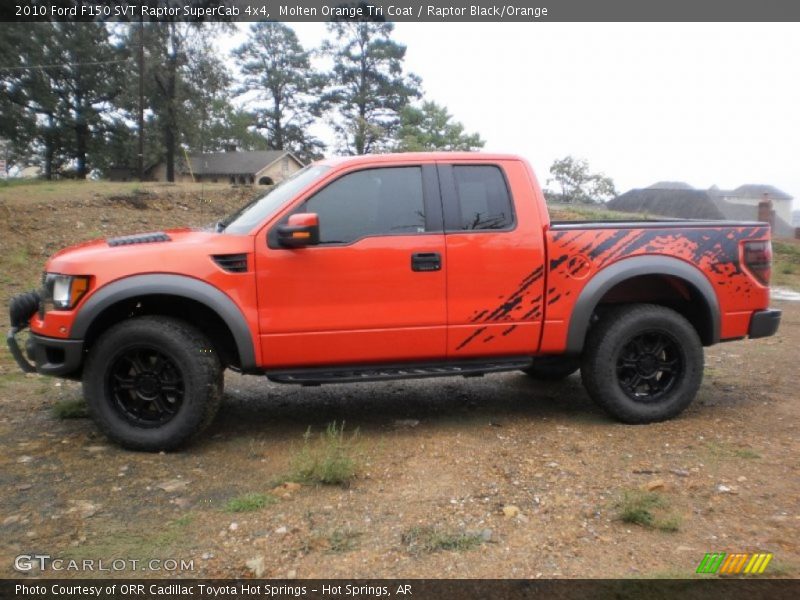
[696, 552, 773, 574]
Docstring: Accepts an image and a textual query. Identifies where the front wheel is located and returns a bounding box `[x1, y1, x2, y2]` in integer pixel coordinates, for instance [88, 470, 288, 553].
[581, 304, 703, 424]
[83, 316, 223, 451]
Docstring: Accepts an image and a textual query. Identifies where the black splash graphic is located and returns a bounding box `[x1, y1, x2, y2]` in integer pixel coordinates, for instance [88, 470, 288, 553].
[456, 326, 487, 351]
[456, 266, 545, 350]
[549, 254, 568, 270]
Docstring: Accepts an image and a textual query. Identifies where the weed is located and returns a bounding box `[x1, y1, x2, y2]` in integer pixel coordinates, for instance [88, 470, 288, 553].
[327, 528, 362, 553]
[617, 490, 664, 527]
[10, 247, 30, 267]
[173, 514, 194, 526]
[225, 493, 277, 513]
[289, 421, 360, 486]
[705, 441, 761, 461]
[52, 398, 89, 419]
[401, 525, 484, 554]
[655, 516, 682, 532]
[616, 490, 680, 532]
[733, 448, 761, 460]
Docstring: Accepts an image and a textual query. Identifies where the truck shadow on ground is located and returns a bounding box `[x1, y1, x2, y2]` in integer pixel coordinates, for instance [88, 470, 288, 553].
[208, 371, 609, 440]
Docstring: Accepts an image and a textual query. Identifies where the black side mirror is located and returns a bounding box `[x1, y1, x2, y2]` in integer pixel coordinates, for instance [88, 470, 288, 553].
[277, 213, 320, 247]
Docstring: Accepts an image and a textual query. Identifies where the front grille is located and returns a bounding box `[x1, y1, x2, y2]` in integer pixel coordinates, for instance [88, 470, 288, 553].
[212, 254, 249, 273]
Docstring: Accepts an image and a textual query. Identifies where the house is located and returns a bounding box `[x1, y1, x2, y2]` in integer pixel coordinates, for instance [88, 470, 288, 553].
[145, 150, 304, 185]
[608, 182, 795, 238]
[710, 184, 793, 229]
[21, 166, 42, 179]
[107, 166, 139, 182]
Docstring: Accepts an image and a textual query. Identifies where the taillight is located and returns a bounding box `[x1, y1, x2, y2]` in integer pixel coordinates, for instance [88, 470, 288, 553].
[743, 241, 772, 286]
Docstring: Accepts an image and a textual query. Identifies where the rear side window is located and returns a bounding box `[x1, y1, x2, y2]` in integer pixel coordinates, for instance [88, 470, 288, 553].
[301, 167, 426, 244]
[452, 165, 513, 230]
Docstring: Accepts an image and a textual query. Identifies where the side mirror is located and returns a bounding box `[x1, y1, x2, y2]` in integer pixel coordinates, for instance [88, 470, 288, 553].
[277, 213, 320, 248]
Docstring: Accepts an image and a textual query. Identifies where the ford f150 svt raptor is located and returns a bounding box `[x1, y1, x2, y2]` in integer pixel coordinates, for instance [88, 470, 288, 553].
[7, 153, 782, 450]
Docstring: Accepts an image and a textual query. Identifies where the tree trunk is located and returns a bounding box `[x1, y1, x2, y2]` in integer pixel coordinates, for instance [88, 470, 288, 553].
[164, 69, 177, 182]
[165, 124, 175, 182]
[75, 116, 88, 179]
[43, 114, 55, 180]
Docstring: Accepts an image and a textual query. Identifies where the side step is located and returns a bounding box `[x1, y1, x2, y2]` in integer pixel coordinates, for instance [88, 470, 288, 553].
[266, 357, 533, 385]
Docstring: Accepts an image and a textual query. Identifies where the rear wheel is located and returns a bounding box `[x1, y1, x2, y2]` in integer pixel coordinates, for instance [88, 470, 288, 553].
[522, 356, 580, 380]
[83, 316, 223, 451]
[581, 304, 703, 423]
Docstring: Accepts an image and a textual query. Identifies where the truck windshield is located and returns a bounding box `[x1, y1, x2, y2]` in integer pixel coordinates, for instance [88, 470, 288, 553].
[220, 164, 331, 234]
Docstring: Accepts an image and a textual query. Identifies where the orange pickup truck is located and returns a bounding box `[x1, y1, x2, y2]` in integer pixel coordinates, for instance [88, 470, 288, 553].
[8, 152, 781, 450]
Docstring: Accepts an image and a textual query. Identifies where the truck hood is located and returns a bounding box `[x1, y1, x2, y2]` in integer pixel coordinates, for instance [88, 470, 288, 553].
[45, 229, 254, 278]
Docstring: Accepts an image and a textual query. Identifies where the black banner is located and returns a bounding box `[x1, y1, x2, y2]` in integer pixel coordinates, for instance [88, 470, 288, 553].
[3, 579, 800, 600]
[2, 0, 799, 22]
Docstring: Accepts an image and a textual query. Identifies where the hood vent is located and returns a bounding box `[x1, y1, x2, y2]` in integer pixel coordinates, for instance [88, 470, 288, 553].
[108, 232, 171, 247]
[213, 254, 249, 273]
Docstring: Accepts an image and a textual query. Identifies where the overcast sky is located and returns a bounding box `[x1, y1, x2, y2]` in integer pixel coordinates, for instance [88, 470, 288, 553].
[220, 22, 799, 210]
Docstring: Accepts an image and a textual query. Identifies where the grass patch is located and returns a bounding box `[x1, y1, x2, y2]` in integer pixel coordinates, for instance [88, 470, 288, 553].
[173, 514, 194, 527]
[327, 528, 363, 553]
[60, 520, 192, 575]
[773, 240, 800, 260]
[9, 247, 30, 268]
[52, 398, 89, 419]
[654, 516, 682, 532]
[288, 421, 360, 486]
[224, 493, 277, 513]
[773, 240, 800, 289]
[705, 441, 761, 461]
[401, 525, 485, 554]
[616, 490, 681, 532]
[547, 202, 654, 222]
[733, 448, 761, 459]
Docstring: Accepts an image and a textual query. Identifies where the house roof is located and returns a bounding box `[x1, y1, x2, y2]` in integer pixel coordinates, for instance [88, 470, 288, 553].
[180, 150, 302, 176]
[646, 181, 694, 190]
[607, 189, 723, 220]
[727, 184, 793, 201]
[608, 187, 795, 237]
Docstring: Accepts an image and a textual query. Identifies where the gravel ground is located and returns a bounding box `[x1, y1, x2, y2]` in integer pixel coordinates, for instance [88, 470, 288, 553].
[1, 300, 797, 579]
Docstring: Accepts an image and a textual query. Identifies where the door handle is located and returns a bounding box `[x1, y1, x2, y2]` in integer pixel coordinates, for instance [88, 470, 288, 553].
[411, 252, 441, 272]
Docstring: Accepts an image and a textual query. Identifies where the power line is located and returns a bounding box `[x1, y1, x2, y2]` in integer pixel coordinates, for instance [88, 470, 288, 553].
[0, 58, 132, 72]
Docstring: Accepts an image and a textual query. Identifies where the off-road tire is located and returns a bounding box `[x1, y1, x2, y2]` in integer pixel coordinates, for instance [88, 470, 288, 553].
[83, 316, 223, 451]
[522, 356, 581, 380]
[581, 304, 703, 424]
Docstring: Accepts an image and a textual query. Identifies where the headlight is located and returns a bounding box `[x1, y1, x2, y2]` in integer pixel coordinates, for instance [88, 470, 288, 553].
[41, 273, 91, 312]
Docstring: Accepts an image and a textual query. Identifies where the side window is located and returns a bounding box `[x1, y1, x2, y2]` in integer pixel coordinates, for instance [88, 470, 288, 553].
[300, 167, 426, 244]
[452, 165, 513, 230]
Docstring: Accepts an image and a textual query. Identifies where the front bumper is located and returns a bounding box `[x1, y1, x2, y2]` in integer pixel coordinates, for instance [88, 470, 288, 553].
[749, 308, 782, 339]
[7, 330, 84, 377]
[8, 289, 84, 378]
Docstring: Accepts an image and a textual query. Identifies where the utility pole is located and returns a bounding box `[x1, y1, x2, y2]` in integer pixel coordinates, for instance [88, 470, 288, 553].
[137, 16, 145, 181]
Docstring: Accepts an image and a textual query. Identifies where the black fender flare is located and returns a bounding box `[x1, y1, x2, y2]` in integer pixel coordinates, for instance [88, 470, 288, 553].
[71, 274, 257, 370]
[564, 255, 720, 354]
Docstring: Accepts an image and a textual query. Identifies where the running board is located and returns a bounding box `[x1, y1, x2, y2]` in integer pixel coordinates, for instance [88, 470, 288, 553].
[266, 357, 533, 385]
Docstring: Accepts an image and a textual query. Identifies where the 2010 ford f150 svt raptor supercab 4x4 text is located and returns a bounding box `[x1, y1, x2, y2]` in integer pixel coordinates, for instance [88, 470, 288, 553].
[8, 153, 782, 450]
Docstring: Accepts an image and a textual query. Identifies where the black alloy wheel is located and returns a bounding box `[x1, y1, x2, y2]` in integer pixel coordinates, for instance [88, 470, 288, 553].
[615, 330, 683, 403]
[108, 346, 185, 427]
